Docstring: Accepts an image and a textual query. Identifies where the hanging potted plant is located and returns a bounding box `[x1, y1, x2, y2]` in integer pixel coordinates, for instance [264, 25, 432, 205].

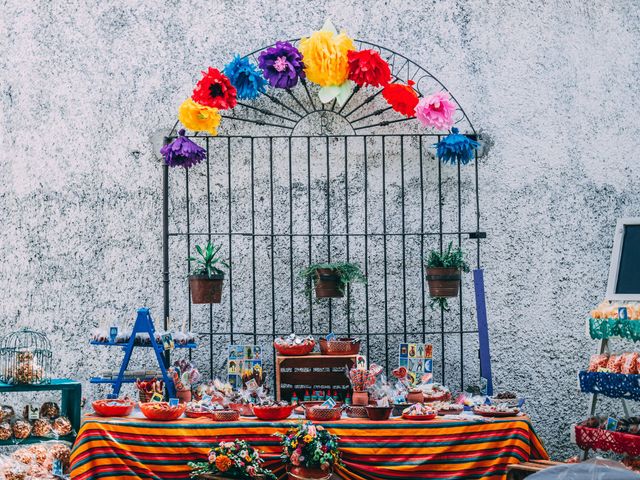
[276, 422, 342, 480]
[425, 242, 470, 310]
[188, 242, 229, 304]
[299, 262, 366, 299]
[189, 439, 276, 479]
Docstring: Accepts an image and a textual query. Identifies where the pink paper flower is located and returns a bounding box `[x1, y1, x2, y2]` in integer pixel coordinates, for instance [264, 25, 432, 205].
[307, 425, 317, 437]
[415, 91, 456, 130]
[247, 466, 257, 477]
[208, 452, 217, 463]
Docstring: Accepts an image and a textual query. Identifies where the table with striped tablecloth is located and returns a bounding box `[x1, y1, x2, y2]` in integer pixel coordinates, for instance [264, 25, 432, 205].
[70, 414, 547, 480]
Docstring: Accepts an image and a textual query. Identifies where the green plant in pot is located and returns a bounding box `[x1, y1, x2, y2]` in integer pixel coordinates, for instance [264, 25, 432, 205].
[425, 242, 469, 310]
[299, 262, 366, 299]
[188, 242, 229, 304]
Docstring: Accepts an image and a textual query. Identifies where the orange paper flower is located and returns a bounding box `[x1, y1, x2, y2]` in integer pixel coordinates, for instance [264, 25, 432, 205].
[215, 454, 233, 472]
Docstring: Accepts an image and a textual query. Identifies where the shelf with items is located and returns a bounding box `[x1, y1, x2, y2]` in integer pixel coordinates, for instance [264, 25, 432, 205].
[579, 371, 640, 401]
[90, 308, 182, 399]
[274, 354, 358, 402]
[0, 378, 81, 446]
[90, 340, 197, 349]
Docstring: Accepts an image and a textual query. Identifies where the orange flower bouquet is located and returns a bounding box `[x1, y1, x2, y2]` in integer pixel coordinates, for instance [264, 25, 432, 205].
[189, 440, 276, 479]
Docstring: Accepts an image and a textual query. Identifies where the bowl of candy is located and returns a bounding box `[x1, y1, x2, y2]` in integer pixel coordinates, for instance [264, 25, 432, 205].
[489, 391, 520, 408]
[433, 402, 464, 415]
[92, 399, 135, 417]
[139, 402, 187, 421]
[273, 334, 315, 356]
[402, 403, 437, 420]
[252, 401, 294, 421]
[421, 384, 451, 403]
[473, 404, 520, 417]
[185, 402, 218, 419]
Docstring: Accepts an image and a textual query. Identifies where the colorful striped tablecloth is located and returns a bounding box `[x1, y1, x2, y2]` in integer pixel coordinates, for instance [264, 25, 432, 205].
[70, 414, 547, 480]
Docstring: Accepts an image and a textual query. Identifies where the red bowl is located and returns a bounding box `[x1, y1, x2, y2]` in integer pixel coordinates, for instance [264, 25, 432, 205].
[252, 405, 294, 421]
[139, 402, 186, 421]
[185, 409, 212, 419]
[92, 399, 135, 417]
[274, 341, 315, 356]
[402, 412, 437, 421]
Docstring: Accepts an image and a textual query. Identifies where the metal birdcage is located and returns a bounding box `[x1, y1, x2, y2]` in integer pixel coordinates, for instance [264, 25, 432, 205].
[0, 329, 52, 385]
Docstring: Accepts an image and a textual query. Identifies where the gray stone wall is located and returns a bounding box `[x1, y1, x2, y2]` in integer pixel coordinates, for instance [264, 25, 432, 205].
[2, 0, 640, 459]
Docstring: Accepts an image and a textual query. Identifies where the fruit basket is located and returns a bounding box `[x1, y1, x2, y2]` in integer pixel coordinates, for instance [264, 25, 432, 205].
[305, 406, 342, 421]
[252, 404, 294, 421]
[139, 402, 186, 421]
[92, 399, 135, 417]
[319, 338, 361, 355]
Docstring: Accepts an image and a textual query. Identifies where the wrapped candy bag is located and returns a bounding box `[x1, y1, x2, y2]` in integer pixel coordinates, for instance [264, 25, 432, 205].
[588, 354, 610, 372]
[621, 352, 639, 374]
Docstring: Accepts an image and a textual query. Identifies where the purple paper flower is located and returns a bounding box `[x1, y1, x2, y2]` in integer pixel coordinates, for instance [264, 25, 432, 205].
[160, 129, 206, 168]
[258, 41, 305, 89]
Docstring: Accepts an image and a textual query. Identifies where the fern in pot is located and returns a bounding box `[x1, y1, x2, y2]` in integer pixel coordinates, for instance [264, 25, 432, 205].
[188, 242, 229, 304]
[426, 242, 469, 310]
[299, 262, 366, 299]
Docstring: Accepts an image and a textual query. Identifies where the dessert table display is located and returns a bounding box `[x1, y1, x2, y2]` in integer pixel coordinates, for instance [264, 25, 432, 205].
[69, 413, 547, 480]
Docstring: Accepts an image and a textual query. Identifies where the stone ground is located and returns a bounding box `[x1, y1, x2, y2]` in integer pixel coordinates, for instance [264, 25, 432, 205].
[2, 0, 640, 459]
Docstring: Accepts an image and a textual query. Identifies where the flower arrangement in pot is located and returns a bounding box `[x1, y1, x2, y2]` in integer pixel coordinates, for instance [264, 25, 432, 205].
[189, 241, 230, 304]
[425, 242, 470, 310]
[189, 439, 276, 479]
[170, 359, 201, 403]
[276, 422, 342, 480]
[299, 262, 366, 299]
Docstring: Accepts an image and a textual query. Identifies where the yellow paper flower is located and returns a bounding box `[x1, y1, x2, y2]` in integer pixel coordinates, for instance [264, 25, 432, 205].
[178, 98, 221, 136]
[303, 434, 313, 444]
[299, 20, 355, 87]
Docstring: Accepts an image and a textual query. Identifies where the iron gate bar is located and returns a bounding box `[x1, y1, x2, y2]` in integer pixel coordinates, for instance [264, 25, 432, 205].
[206, 137, 214, 378]
[307, 137, 313, 335]
[363, 136, 371, 359]
[326, 137, 332, 332]
[289, 138, 295, 334]
[270, 137, 276, 362]
[195, 330, 480, 336]
[168, 231, 483, 237]
[251, 138, 257, 346]
[186, 168, 192, 363]
[420, 136, 426, 344]
[382, 136, 389, 378]
[228, 138, 234, 345]
[344, 138, 351, 337]
[401, 136, 407, 343]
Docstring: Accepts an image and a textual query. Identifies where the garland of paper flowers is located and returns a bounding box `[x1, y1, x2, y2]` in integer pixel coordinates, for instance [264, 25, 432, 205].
[163, 20, 479, 169]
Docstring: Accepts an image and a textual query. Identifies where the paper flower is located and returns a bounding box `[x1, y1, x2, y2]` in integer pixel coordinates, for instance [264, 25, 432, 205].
[347, 49, 391, 87]
[223, 55, 267, 100]
[160, 129, 206, 169]
[192, 67, 237, 110]
[178, 98, 221, 136]
[382, 80, 419, 117]
[299, 20, 355, 87]
[415, 92, 457, 130]
[317, 81, 353, 106]
[258, 41, 305, 89]
[433, 127, 480, 165]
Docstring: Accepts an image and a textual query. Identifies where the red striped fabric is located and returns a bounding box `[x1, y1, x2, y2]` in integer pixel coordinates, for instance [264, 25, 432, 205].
[70, 415, 547, 480]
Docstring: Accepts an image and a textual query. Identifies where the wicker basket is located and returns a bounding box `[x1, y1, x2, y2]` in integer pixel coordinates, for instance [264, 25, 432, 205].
[345, 405, 368, 418]
[305, 406, 342, 421]
[210, 410, 240, 422]
[319, 338, 360, 355]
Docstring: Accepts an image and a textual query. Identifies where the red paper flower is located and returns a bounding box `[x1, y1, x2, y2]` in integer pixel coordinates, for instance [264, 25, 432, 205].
[382, 80, 418, 117]
[347, 49, 391, 87]
[192, 67, 237, 110]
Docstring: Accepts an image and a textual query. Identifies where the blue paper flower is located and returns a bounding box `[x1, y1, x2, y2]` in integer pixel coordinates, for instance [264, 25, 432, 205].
[433, 127, 480, 165]
[223, 55, 267, 100]
[160, 129, 206, 168]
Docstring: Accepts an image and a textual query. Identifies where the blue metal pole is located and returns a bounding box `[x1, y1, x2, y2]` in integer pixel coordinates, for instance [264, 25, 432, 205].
[473, 269, 493, 396]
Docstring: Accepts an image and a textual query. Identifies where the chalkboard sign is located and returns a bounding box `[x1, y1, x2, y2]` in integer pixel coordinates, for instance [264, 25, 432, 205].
[607, 219, 640, 300]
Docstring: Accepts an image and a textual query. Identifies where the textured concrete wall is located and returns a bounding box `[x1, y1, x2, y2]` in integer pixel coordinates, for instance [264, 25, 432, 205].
[2, 0, 640, 459]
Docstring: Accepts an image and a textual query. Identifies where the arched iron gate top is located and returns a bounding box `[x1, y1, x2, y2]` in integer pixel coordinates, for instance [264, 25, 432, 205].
[168, 38, 477, 138]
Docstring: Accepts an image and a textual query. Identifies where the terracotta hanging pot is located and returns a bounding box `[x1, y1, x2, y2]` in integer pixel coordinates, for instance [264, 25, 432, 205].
[314, 269, 344, 298]
[189, 274, 224, 304]
[425, 267, 461, 298]
[287, 465, 332, 480]
[406, 390, 424, 404]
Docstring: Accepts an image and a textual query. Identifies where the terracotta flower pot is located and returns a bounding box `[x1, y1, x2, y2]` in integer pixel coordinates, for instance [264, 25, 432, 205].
[287, 465, 332, 480]
[352, 391, 369, 406]
[314, 269, 344, 298]
[425, 267, 461, 298]
[176, 389, 192, 404]
[406, 391, 423, 404]
[190, 274, 224, 304]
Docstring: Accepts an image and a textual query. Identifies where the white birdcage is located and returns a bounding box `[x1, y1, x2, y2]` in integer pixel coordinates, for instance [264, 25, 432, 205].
[0, 329, 52, 385]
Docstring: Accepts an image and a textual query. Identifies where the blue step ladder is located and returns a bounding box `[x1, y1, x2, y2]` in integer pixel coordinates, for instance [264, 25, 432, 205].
[90, 308, 177, 399]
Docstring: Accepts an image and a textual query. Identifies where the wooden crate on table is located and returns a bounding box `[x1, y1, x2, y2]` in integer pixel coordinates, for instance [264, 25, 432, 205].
[275, 354, 357, 402]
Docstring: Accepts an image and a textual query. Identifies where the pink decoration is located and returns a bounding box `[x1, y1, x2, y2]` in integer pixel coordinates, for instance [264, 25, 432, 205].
[415, 91, 457, 130]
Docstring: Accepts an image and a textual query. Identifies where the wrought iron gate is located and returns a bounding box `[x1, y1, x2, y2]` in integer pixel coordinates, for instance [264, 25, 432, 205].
[162, 39, 486, 394]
